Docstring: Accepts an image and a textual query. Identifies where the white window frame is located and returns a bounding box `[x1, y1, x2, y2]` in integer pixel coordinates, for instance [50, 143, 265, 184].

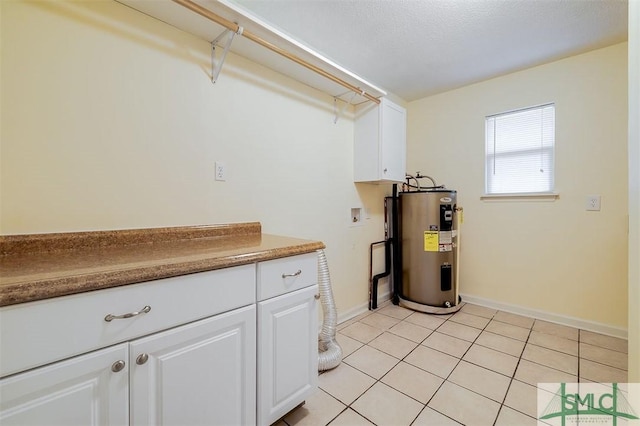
[483, 103, 558, 200]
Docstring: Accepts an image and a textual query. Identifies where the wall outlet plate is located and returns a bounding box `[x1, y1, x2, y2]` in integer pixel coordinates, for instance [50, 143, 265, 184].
[586, 195, 601, 211]
[215, 161, 226, 181]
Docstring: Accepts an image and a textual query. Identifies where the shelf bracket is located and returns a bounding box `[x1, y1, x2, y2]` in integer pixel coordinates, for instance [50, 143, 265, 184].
[172, 0, 382, 104]
[333, 90, 359, 124]
[211, 26, 241, 84]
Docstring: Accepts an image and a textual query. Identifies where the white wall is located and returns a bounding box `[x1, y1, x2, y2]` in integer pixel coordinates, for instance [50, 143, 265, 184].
[408, 43, 629, 331]
[0, 0, 389, 317]
[628, 0, 639, 381]
[2, 0, 634, 345]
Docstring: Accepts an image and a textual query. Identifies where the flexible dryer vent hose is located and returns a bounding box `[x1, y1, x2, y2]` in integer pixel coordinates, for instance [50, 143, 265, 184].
[317, 249, 343, 371]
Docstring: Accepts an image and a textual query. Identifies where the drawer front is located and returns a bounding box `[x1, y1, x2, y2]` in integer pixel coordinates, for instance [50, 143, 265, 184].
[0, 264, 255, 378]
[257, 253, 318, 301]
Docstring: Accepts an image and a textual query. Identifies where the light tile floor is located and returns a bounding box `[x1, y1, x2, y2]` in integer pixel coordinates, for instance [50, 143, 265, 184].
[277, 301, 629, 426]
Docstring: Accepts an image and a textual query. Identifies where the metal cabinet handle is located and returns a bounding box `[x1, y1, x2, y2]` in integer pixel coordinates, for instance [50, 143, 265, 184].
[136, 353, 149, 365]
[104, 305, 151, 322]
[111, 360, 126, 372]
[281, 270, 302, 279]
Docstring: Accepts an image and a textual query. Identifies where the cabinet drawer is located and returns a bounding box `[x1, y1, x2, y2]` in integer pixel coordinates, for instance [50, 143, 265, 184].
[0, 264, 255, 378]
[257, 253, 318, 301]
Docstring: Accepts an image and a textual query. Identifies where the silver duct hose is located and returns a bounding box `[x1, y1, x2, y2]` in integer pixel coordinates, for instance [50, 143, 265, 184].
[317, 249, 343, 371]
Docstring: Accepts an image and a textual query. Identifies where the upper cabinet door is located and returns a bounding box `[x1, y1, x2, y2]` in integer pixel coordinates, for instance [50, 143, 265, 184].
[354, 98, 407, 183]
[379, 99, 407, 182]
[0, 344, 129, 426]
[129, 305, 256, 426]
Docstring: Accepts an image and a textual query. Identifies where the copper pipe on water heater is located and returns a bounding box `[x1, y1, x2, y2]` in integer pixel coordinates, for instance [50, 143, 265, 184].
[172, 0, 381, 105]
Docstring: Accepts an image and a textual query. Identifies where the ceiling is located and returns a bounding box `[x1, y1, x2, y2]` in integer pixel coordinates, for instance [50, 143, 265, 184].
[229, 0, 629, 102]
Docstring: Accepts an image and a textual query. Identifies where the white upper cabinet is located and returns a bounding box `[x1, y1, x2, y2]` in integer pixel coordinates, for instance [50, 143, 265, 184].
[354, 98, 407, 183]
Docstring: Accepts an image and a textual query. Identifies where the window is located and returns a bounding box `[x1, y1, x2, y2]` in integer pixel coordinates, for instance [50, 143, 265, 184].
[485, 103, 555, 195]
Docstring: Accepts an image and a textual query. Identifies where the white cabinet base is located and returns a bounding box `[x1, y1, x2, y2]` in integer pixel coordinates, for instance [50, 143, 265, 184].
[0, 344, 129, 426]
[258, 285, 318, 425]
[130, 305, 256, 426]
[1, 253, 319, 426]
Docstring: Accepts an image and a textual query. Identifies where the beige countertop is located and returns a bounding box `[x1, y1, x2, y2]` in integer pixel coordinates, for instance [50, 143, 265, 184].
[0, 222, 325, 307]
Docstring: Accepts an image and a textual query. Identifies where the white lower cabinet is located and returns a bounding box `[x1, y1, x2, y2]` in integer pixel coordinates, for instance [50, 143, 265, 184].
[0, 344, 129, 426]
[258, 285, 318, 425]
[0, 254, 319, 426]
[0, 306, 256, 426]
[257, 252, 319, 426]
[130, 304, 256, 426]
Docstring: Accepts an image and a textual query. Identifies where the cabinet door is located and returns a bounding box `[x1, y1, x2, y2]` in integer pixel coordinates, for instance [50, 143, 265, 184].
[380, 99, 407, 182]
[354, 98, 406, 183]
[0, 344, 128, 426]
[130, 305, 256, 426]
[258, 285, 318, 425]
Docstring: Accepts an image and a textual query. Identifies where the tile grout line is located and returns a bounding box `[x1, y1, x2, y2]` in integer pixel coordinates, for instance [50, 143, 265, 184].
[405, 310, 470, 425]
[339, 304, 465, 425]
[493, 317, 537, 425]
[314, 305, 381, 425]
[381, 307, 572, 423]
[363, 305, 445, 425]
[315, 303, 627, 426]
[443, 308, 522, 426]
[388, 305, 533, 424]
[341, 338, 400, 425]
[414, 305, 501, 425]
[330, 304, 431, 425]
[578, 328, 582, 382]
[386, 305, 476, 425]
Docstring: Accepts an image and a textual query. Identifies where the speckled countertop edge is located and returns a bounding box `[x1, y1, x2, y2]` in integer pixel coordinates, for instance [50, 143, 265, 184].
[0, 222, 263, 255]
[0, 223, 325, 307]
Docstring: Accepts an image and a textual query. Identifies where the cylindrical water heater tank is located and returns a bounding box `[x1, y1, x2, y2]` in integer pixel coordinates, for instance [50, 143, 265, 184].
[398, 189, 461, 314]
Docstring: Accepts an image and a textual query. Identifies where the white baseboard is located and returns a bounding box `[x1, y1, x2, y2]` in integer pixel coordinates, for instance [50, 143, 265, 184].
[335, 291, 627, 340]
[335, 291, 628, 340]
[337, 291, 391, 325]
[460, 293, 628, 340]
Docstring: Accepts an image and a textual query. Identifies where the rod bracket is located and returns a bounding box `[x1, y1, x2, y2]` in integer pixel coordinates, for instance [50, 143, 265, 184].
[333, 91, 358, 124]
[211, 29, 236, 84]
[173, 0, 383, 104]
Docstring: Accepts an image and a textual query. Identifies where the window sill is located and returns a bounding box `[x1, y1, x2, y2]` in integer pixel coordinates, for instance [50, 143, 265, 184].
[481, 192, 559, 201]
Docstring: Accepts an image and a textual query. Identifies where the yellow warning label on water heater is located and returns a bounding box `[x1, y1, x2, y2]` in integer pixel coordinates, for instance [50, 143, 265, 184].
[424, 231, 439, 252]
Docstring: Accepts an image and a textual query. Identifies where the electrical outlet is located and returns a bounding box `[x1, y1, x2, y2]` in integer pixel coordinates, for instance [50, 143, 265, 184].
[215, 161, 226, 181]
[586, 195, 601, 211]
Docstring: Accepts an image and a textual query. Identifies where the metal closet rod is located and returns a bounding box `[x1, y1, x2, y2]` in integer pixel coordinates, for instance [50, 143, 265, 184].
[172, 0, 381, 105]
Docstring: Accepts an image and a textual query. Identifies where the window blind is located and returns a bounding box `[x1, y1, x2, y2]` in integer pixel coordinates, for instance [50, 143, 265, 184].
[485, 104, 555, 194]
